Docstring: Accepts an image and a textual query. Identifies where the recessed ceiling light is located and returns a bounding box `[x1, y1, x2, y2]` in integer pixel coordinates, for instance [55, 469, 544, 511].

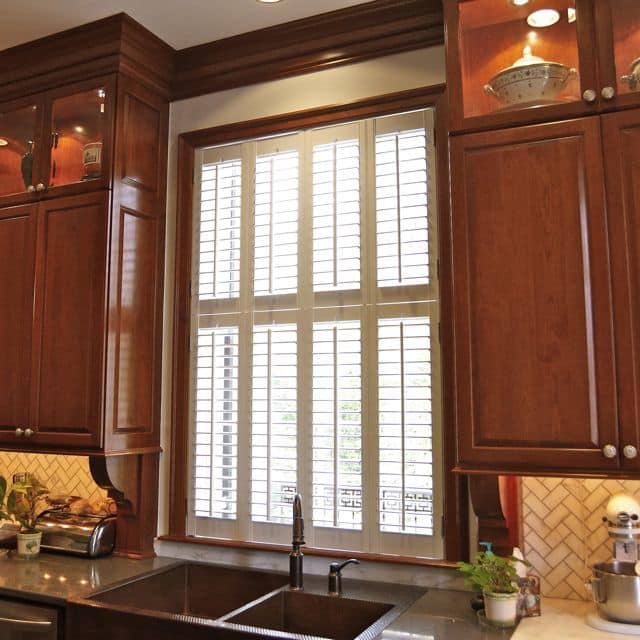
[511, 0, 530, 6]
[527, 9, 561, 27]
[257, 0, 283, 3]
[0, 138, 7, 147]
[74, 126, 85, 134]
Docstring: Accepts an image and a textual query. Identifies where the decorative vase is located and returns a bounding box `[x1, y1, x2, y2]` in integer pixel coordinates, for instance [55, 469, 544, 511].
[16, 530, 42, 559]
[483, 591, 519, 627]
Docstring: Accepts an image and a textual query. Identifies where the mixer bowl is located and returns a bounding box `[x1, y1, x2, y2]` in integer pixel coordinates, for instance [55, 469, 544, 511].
[590, 562, 640, 624]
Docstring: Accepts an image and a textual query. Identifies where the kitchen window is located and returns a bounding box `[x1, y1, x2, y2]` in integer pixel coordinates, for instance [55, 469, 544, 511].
[184, 108, 443, 558]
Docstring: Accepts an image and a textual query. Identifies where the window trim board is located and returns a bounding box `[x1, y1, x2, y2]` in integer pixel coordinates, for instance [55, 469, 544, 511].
[169, 84, 469, 562]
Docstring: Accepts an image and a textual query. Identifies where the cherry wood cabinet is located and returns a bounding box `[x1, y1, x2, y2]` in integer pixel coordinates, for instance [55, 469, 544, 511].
[0, 77, 115, 208]
[603, 108, 640, 471]
[451, 117, 620, 473]
[0, 17, 171, 457]
[445, 0, 640, 133]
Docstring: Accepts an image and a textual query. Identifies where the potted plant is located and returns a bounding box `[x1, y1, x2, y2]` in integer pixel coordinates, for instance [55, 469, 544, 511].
[457, 549, 529, 627]
[7, 474, 48, 559]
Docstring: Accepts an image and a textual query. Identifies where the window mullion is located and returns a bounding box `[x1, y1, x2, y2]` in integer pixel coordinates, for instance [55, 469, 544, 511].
[298, 130, 314, 545]
[237, 141, 256, 541]
[360, 118, 379, 554]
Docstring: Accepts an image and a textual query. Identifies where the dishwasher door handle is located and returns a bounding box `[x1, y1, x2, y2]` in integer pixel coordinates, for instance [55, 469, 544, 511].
[0, 615, 53, 631]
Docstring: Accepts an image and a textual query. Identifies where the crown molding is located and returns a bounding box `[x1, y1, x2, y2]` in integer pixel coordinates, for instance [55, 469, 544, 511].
[171, 0, 443, 101]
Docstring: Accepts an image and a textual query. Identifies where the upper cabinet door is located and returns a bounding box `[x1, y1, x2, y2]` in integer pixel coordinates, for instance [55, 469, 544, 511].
[445, 0, 599, 132]
[595, 0, 640, 112]
[451, 117, 618, 472]
[0, 98, 44, 205]
[603, 109, 640, 471]
[0, 205, 37, 441]
[30, 191, 108, 449]
[40, 77, 115, 198]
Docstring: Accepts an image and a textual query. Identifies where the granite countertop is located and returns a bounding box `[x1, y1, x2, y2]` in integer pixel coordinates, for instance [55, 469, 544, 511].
[0, 552, 625, 639]
[0, 551, 178, 605]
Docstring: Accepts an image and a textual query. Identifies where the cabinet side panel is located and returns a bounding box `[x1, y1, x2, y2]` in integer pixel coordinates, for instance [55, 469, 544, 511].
[113, 208, 158, 434]
[0, 207, 36, 432]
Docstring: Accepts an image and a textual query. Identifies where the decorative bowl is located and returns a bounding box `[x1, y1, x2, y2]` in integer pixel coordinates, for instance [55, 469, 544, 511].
[484, 47, 577, 107]
[621, 57, 640, 91]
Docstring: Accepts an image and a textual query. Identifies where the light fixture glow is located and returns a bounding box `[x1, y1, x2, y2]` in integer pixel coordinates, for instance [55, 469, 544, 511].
[0, 138, 8, 147]
[527, 9, 561, 27]
[256, 0, 282, 3]
[74, 126, 85, 134]
[511, 0, 530, 6]
[567, 7, 576, 23]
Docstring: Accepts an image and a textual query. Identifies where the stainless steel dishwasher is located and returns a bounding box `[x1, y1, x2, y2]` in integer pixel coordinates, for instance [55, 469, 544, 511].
[0, 598, 60, 639]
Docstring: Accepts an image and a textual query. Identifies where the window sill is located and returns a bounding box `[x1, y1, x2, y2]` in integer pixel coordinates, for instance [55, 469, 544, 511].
[157, 535, 457, 569]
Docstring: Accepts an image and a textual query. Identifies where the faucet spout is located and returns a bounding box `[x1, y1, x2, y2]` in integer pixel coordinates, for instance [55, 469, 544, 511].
[290, 493, 305, 590]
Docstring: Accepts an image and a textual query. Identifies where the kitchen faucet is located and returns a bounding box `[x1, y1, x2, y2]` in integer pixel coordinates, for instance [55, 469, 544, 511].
[290, 493, 305, 589]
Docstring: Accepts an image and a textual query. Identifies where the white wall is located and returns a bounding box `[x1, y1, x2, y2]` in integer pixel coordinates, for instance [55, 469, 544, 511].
[158, 46, 446, 541]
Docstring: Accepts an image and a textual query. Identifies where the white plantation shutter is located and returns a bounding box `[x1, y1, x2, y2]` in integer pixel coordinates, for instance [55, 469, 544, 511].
[188, 109, 442, 557]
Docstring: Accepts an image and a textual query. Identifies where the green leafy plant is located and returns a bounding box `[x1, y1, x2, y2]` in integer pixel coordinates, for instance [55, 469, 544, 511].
[457, 551, 529, 595]
[7, 474, 48, 532]
[0, 476, 12, 522]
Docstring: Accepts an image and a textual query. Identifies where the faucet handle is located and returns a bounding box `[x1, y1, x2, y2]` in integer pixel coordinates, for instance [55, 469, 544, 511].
[328, 559, 360, 596]
[329, 559, 360, 575]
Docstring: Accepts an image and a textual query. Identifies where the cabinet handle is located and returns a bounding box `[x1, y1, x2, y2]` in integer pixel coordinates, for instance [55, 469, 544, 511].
[624, 445, 638, 459]
[15, 428, 24, 438]
[583, 89, 597, 103]
[602, 444, 617, 458]
[24, 428, 34, 439]
[601, 86, 616, 100]
[35, 183, 46, 192]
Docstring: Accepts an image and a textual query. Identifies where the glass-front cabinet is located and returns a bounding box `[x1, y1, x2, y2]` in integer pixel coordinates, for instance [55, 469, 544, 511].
[0, 101, 42, 199]
[595, 0, 640, 111]
[445, 0, 640, 131]
[0, 78, 112, 206]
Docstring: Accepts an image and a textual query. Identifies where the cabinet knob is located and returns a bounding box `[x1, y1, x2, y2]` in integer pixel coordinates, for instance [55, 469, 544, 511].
[623, 445, 638, 459]
[601, 86, 616, 100]
[24, 428, 34, 439]
[15, 428, 24, 438]
[583, 89, 597, 103]
[602, 444, 618, 459]
[26, 185, 35, 193]
[35, 183, 46, 192]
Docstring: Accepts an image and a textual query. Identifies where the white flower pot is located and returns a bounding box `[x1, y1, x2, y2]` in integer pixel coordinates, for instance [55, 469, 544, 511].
[483, 591, 519, 627]
[16, 531, 42, 559]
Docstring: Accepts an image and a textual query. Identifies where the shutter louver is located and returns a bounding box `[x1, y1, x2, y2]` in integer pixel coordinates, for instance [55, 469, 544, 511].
[254, 151, 299, 296]
[375, 128, 430, 288]
[194, 326, 239, 519]
[378, 317, 433, 535]
[199, 160, 242, 300]
[312, 320, 362, 530]
[251, 324, 298, 524]
[312, 139, 361, 292]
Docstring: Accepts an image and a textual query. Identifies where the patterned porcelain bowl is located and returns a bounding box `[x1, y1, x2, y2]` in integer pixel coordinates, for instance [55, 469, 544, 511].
[484, 47, 577, 108]
[621, 57, 640, 91]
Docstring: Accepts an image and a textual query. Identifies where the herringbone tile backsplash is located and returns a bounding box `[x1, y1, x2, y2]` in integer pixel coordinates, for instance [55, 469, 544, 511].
[522, 477, 640, 601]
[0, 452, 106, 503]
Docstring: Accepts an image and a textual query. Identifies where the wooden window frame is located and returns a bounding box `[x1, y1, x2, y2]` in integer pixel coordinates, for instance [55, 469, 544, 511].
[165, 85, 468, 564]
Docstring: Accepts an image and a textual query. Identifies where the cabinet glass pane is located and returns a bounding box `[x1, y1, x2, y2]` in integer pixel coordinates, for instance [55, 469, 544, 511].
[0, 104, 38, 197]
[458, 0, 581, 119]
[50, 87, 106, 188]
[611, 0, 640, 97]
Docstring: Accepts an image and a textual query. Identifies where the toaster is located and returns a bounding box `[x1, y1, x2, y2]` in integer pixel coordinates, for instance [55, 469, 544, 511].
[35, 510, 116, 557]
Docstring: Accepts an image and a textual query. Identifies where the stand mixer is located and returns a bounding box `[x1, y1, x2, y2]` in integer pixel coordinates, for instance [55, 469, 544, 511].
[586, 493, 640, 635]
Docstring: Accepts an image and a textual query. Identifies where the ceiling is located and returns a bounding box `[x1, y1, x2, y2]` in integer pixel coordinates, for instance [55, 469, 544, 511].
[0, 0, 372, 51]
